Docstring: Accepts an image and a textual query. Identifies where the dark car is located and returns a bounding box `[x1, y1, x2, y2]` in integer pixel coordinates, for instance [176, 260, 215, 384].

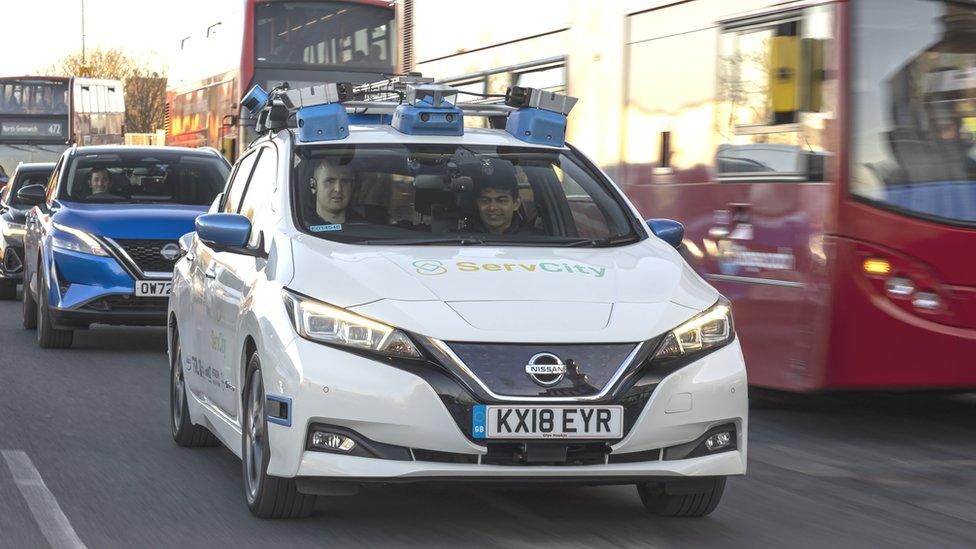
[0, 162, 55, 299]
[20, 145, 230, 348]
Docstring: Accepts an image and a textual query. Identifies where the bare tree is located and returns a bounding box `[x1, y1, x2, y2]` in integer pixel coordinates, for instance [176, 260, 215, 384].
[46, 48, 168, 133]
[125, 70, 167, 133]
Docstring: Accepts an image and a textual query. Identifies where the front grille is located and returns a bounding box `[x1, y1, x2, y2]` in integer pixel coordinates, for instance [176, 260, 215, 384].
[84, 295, 168, 312]
[113, 239, 178, 274]
[446, 342, 638, 397]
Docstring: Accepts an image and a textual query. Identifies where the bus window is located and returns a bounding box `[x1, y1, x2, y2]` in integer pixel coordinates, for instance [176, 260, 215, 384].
[254, 1, 394, 71]
[851, 0, 976, 224]
[716, 8, 834, 180]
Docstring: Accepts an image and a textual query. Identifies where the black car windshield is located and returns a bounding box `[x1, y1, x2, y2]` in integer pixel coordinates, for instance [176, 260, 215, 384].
[292, 144, 640, 246]
[4, 168, 53, 206]
[60, 151, 230, 205]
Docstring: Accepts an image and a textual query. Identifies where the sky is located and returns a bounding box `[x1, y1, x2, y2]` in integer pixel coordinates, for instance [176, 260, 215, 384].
[0, 0, 239, 76]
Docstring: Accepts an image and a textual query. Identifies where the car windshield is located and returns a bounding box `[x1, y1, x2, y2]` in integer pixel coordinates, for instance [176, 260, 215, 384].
[292, 144, 640, 246]
[5, 168, 53, 206]
[61, 151, 230, 205]
[851, 0, 976, 224]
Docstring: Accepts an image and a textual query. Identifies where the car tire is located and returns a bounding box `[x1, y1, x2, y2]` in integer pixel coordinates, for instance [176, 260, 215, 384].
[0, 280, 16, 300]
[36, 273, 73, 349]
[242, 353, 317, 519]
[170, 327, 220, 448]
[22, 270, 37, 329]
[636, 477, 726, 517]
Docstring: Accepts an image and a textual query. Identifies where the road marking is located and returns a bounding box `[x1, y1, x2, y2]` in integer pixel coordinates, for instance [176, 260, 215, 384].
[2, 450, 86, 549]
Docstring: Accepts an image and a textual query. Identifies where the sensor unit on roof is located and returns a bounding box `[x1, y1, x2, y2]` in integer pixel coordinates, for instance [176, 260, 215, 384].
[282, 83, 353, 142]
[241, 84, 270, 118]
[503, 86, 578, 146]
[392, 84, 464, 137]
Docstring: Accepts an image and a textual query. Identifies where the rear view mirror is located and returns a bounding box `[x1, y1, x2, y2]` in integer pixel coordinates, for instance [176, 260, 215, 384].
[17, 184, 46, 206]
[646, 218, 684, 249]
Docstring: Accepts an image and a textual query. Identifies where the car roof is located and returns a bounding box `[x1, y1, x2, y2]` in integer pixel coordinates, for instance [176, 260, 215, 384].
[287, 125, 571, 149]
[70, 145, 224, 158]
[14, 162, 56, 172]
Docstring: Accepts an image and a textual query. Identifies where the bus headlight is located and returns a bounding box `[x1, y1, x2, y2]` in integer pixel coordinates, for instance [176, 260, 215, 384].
[653, 299, 734, 360]
[283, 289, 422, 359]
[51, 223, 109, 256]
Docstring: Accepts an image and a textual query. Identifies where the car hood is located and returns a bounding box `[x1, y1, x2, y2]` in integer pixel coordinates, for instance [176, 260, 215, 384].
[52, 202, 208, 239]
[287, 236, 719, 342]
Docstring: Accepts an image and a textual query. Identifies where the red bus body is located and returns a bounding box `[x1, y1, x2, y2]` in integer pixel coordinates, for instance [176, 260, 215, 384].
[167, 0, 397, 162]
[619, 0, 976, 392]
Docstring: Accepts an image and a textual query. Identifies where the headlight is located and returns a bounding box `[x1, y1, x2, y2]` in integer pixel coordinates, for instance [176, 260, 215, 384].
[51, 223, 109, 257]
[283, 289, 422, 359]
[653, 299, 734, 360]
[2, 222, 25, 237]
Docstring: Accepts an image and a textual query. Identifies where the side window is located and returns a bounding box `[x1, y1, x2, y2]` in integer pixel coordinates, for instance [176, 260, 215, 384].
[238, 147, 278, 248]
[716, 7, 835, 180]
[223, 151, 259, 213]
[45, 158, 64, 204]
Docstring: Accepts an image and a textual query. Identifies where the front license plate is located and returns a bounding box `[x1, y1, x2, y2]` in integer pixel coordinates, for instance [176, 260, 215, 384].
[472, 405, 624, 440]
[135, 280, 172, 297]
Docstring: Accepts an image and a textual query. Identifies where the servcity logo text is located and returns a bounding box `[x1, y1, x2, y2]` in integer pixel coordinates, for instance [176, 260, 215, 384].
[413, 259, 608, 278]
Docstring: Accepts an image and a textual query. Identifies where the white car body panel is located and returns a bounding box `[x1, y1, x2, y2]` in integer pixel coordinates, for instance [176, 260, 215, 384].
[168, 124, 748, 490]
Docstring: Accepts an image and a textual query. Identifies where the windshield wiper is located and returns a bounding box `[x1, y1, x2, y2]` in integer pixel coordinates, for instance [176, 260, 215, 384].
[555, 234, 641, 247]
[361, 237, 488, 246]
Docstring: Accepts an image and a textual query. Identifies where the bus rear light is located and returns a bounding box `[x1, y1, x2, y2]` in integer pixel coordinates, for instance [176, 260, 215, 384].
[884, 277, 914, 297]
[862, 258, 891, 275]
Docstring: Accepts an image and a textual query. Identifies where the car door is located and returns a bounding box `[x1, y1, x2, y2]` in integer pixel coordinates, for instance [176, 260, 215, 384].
[191, 150, 259, 413]
[25, 157, 63, 300]
[210, 145, 278, 418]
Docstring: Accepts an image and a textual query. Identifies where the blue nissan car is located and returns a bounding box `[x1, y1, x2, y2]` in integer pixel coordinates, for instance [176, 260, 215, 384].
[20, 145, 230, 348]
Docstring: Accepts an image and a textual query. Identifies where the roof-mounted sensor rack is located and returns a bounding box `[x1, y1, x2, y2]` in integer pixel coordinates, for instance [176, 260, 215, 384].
[240, 74, 578, 146]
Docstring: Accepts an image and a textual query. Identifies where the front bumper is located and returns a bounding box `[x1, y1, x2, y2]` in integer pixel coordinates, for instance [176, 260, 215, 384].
[47, 248, 168, 328]
[261, 334, 748, 481]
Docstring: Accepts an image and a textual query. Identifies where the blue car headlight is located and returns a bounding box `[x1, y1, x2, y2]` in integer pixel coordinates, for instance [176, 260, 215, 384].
[51, 223, 109, 257]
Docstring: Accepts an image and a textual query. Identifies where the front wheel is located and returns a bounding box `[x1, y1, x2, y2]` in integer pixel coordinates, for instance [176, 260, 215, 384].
[22, 270, 36, 329]
[36, 274, 72, 349]
[242, 353, 317, 518]
[636, 477, 727, 517]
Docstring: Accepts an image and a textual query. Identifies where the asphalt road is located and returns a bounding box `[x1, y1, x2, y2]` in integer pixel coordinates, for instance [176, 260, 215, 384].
[1, 295, 974, 548]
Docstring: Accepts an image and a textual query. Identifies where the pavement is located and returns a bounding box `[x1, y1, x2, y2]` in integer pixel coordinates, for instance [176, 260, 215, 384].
[0, 295, 974, 548]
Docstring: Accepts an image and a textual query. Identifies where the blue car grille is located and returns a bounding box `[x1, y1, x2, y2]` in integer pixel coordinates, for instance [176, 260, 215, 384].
[114, 239, 178, 274]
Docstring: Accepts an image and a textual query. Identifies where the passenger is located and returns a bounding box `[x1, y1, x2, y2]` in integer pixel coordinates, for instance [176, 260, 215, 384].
[308, 158, 362, 225]
[365, 44, 384, 67]
[52, 92, 68, 114]
[468, 160, 541, 235]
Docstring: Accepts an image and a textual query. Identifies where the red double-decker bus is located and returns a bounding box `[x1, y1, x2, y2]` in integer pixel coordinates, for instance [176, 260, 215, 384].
[167, 0, 399, 162]
[409, 0, 976, 392]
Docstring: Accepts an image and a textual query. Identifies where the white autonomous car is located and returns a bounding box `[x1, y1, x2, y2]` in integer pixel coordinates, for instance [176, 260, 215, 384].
[167, 79, 747, 518]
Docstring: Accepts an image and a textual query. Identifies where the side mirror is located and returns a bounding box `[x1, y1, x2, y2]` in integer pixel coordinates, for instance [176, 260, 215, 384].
[17, 184, 46, 206]
[196, 213, 251, 250]
[646, 218, 684, 249]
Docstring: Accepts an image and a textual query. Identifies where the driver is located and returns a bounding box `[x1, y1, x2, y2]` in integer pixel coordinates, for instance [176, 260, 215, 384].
[88, 167, 117, 199]
[308, 158, 362, 225]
